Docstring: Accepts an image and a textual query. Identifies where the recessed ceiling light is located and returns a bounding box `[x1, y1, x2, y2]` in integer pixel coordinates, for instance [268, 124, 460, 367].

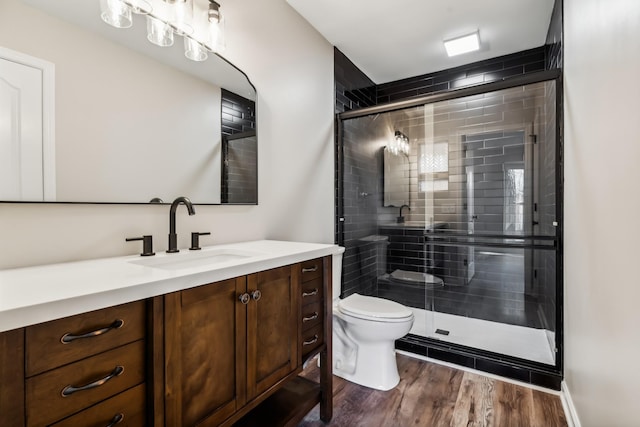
[444, 31, 480, 57]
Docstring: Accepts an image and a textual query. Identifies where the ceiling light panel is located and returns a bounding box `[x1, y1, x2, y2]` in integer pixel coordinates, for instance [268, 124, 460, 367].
[444, 31, 480, 57]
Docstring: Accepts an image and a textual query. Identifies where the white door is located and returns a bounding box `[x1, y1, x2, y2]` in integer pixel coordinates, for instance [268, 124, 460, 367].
[0, 55, 46, 201]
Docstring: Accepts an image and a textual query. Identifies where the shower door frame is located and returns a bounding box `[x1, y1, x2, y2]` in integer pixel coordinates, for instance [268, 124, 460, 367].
[336, 69, 564, 381]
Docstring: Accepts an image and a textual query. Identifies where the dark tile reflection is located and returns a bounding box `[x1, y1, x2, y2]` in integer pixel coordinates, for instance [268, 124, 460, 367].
[378, 250, 543, 328]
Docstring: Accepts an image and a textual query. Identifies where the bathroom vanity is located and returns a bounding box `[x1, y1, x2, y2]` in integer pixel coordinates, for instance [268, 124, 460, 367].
[0, 240, 337, 427]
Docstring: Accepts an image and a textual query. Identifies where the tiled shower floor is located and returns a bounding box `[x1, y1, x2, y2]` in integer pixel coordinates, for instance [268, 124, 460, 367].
[409, 308, 555, 365]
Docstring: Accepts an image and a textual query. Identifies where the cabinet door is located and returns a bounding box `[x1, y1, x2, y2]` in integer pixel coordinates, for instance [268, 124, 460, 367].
[0, 328, 25, 427]
[246, 266, 300, 400]
[164, 277, 247, 427]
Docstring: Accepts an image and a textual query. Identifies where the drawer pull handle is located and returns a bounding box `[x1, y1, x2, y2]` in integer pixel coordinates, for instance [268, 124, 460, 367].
[106, 413, 124, 427]
[302, 266, 318, 273]
[61, 319, 124, 344]
[303, 312, 319, 322]
[251, 290, 262, 301]
[61, 365, 124, 397]
[302, 289, 318, 298]
[303, 335, 319, 346]
[239, 293, 250, 305]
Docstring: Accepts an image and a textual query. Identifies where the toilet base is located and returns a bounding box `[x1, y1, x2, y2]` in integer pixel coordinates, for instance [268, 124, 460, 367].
[333, 339, 400, 391]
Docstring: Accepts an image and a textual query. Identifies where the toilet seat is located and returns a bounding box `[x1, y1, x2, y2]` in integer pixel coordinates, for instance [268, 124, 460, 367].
[389, 269, 444, 287]
[338, 294, 413, 322]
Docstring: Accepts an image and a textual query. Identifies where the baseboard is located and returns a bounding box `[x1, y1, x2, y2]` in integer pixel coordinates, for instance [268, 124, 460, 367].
[560, 381, 581, 427]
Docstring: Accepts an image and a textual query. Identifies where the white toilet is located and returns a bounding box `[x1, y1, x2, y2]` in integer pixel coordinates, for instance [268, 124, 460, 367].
[331, 249, 414, 391]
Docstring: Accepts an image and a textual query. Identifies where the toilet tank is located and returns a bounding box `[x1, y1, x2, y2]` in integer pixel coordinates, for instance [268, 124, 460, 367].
[332, 247, 345, 300]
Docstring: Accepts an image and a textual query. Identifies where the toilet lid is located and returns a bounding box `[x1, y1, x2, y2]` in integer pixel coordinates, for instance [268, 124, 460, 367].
[338, 294, 413, 320]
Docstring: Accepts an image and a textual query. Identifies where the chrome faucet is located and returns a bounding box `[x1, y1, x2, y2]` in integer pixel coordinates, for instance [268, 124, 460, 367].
[167, 196, 195, 253]
[397, 204, 410, 223]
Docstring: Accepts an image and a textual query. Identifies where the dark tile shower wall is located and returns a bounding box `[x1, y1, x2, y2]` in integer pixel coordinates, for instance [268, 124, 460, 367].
[334, 47, 377, 113]
[376, 47, 546, 104]
[341, 116, 385, 298]
[335, 48, 381, 297]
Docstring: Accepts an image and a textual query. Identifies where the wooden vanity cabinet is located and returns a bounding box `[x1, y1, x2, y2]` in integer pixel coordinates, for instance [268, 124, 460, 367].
[0, 255, 333, 427]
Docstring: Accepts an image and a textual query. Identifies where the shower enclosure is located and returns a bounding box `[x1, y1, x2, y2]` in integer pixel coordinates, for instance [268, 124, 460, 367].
[337, 71, 562, 377]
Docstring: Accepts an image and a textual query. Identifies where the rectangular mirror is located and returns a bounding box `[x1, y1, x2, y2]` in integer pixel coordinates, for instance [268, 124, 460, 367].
[0, 0, 257, 204]
[383, 146, 409, 207]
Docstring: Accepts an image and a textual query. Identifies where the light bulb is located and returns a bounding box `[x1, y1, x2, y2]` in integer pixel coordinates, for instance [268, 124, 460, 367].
[166, 0, 193, 36]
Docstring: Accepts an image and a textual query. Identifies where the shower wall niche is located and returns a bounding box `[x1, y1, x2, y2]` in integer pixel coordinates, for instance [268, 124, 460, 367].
[339, 75, 561, 375]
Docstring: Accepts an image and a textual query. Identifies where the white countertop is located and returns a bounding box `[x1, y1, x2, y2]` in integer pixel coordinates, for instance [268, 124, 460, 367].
[0, 240, 342, 332]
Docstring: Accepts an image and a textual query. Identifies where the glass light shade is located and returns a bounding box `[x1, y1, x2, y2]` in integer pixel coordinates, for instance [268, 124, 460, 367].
[205, 16, 225, 53]
[100, 0, 133, 28]
[389, 131, 410, 156]
[166, 0, 194, 36]
[147, 15, 174, 47]
[184, 37, 208, 61]
[125, 0, 153, 14]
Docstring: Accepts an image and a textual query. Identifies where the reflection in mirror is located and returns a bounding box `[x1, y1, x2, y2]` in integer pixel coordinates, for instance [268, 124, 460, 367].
[222, 131, 257, 204]
[0, 0, 257, 204]
[383, 146, 409, 207]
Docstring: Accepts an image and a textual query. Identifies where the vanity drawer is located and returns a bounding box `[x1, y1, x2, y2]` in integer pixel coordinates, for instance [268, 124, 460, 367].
[300, 258, 323, 282]
[301, 323, 323, 360]
[26, 340, 145, 427]
[301, 301, 323, 331]
[301, 278, 323, 305]
[50, 383, 146, 427]
[26, 300, 146, 376]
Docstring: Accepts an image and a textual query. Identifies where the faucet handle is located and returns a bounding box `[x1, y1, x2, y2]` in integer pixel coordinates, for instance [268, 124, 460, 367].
[126, 235, 155, 257]
[190, 232, 211, 251]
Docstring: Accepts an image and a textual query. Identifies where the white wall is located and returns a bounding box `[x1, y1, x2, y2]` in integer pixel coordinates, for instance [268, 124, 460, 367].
[564, 0, 640, 425]
[0, 0, 334, 269]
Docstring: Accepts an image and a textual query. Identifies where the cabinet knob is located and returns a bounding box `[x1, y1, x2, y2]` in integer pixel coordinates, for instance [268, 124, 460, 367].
[239, 293, 250, 305]
[251, 290, 262, 301]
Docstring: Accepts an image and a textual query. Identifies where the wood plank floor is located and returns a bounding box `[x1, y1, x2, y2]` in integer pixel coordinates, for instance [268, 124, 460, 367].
[298, 354, 567, 427]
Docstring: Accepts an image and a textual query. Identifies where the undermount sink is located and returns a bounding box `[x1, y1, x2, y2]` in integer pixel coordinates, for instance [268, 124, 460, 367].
[129, 248, 262, 270]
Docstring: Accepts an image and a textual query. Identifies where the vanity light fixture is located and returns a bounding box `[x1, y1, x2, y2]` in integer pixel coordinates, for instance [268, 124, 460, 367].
[444, 31, 480, 57]
[99, 0, 226, 62]
[389, 131, 410, 156]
